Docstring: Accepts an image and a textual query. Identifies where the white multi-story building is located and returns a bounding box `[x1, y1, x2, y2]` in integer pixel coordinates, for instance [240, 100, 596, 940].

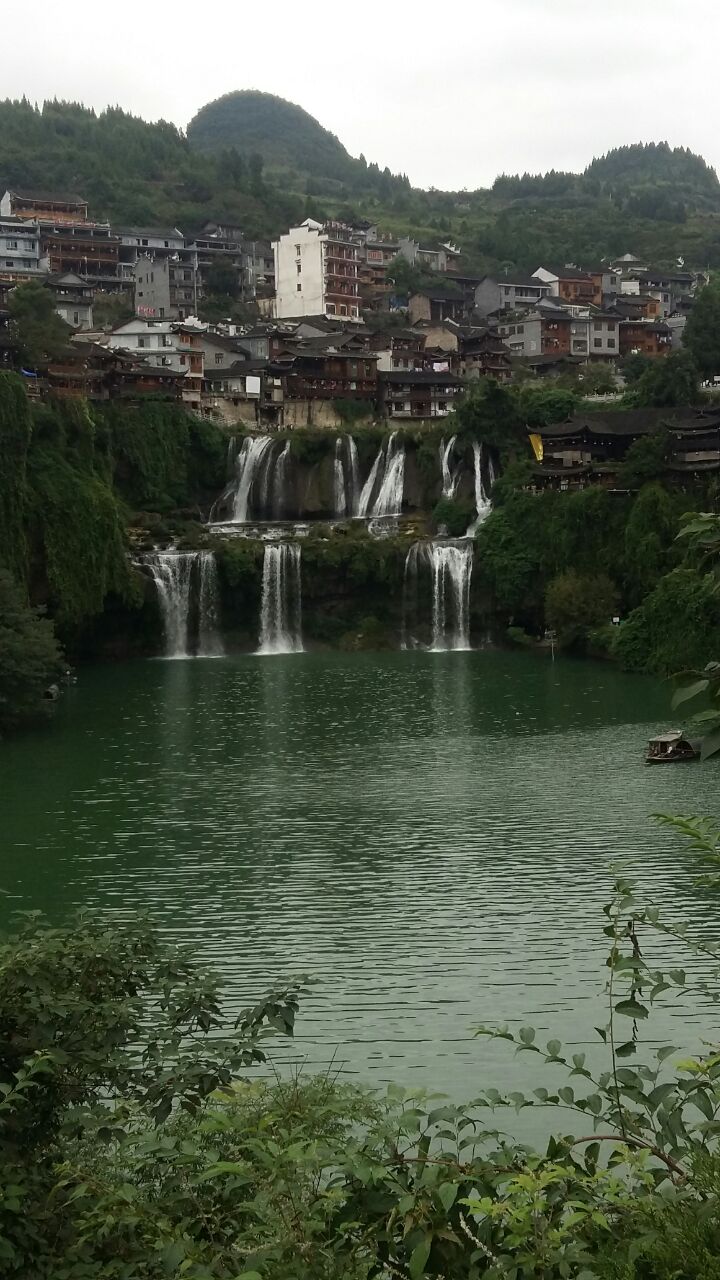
[0, 216, 48, 279]
[273, 219, 360, 321]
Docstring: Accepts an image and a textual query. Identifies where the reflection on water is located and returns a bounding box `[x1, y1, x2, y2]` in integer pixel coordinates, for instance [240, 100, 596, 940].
[2, 650, 720, 1099]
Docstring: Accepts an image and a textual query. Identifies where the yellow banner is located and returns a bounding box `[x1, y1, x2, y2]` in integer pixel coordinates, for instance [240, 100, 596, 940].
[528, 433, 544, 462]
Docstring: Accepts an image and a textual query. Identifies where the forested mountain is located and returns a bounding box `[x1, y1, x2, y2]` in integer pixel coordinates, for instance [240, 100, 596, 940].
[188, 91, 412, 202]
[0, 98, 306, 237]
[2, 96, 720, 272]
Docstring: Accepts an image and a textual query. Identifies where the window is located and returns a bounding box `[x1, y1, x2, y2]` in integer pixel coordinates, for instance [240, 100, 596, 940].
[6, 239, 18, 249]
[606, 322, 616, 332]
[593, 321, 602, 331]
[142, 239, 148, 246]
[593, 338, 602, 348]
[296, 262, 301, 274]
[438, 400, 447, 412]
[73, 312, 80, 326]
[215, 352, 223, 365]
[607, 338, 616, 348]
[297, 282, 302, 292]
[159, 307, 165, 319]
[164, 241, 169, 248]
[295, 244, 301, 255]
[340, 304, 347, 315]
[138, 337, 147, 348]
[517, 324, 524, 334]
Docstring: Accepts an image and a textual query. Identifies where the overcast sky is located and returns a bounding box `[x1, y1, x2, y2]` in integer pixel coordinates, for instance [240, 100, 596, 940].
[8, 0, 719, 190]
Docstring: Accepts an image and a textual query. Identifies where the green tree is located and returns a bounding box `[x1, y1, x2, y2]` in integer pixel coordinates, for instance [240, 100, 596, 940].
[0, 570, 63, 732]
[683, 280, 720, 379]
[619, 430, 671, 488]
[432, 494, 475, 536]
[545, 568, 618, 647]
[515, 383, 578, 427]
[613, 566, 720, 674]
[8, 280, 72, 369]
[630, 350, 699, 407]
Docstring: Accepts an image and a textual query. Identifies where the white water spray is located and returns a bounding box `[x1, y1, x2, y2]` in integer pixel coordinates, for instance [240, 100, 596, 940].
[257, 544, 304, 655]
[147, 552, 196, 659]
[467, 441, 494, 535]
[401, 541, 473, 651]
[197, 551, 224, 656]
[231, 436, 275, 522]
[439, 435, 459, 497]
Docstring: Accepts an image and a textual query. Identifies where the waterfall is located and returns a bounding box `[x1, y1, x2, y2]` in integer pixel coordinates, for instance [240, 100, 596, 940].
[197, 551, 223, 656]
[333, 435, 361, 518]
[346, 436, 360, 514]
[357, 443, 385, 517]
[333, 437, 347, 517]
[401, 541, 473, 651]
[257, 544, 304, 655]
[272, 440, 291, 519]
[231, 436, 275, 522]
[358, 432, 405, 518]
[147, 552, 196, 659]
[373, 432, 405, 516]
[429, 543, 473, 650]
[439, 434, 459, 497]
[467, 441, 494, 535]
[401, 540, 423, 650]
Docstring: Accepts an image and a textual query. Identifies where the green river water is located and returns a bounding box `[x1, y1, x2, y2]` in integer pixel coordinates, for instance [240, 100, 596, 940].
[2, 650, 719, 1100]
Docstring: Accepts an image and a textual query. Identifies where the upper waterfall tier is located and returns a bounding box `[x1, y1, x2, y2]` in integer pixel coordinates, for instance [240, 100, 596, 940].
[207, 431, 497, 527]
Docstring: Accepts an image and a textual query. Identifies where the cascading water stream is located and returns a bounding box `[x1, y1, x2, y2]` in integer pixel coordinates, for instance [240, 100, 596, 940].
[439, 434, 459, 497]
[401, 541, 473, 651]
[333, 437, 347, 517]
[146, 552, 197, 659]
[356, 444, 385, 518]
[467, 440, 493, 535]
[231, 436, 275, 522]
[272, 441, 291, 519]
[257, 544, 304, 655]
[429, 543, 473, 650]
[358, 433, 405, 518]
[197, 551, 224, 657]
[373, 432, 405, 517]
[346, 436, 360, 515]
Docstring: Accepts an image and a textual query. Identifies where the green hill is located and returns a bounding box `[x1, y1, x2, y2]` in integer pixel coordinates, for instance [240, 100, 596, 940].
[187, 90, 410, 201]
[187, 90, 358, 183]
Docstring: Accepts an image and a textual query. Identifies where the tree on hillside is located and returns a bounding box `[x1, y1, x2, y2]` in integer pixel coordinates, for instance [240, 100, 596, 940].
[0, 570, 64, 732]
[631, 350, 699, 407]
[545, 569, 618, 649]
[385, 255, 437, 298]
[683, 281, 720, 380]
[8, 281, 71, 369]
[619, 430, 672, 488]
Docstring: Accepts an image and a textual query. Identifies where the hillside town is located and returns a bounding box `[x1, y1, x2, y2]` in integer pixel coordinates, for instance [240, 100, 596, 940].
[0, 187, 709, 446]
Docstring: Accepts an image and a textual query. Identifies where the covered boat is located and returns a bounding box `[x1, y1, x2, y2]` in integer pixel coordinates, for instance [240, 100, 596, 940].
[646, 731, 700, 764]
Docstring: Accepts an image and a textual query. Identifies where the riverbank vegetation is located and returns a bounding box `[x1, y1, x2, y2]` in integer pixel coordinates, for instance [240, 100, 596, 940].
[4, 816, 720, 1278]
